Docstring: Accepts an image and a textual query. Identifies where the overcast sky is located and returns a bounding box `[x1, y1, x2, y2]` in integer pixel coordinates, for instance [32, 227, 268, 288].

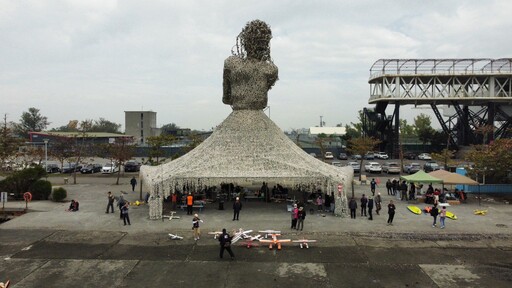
[1, 0, 511, 132]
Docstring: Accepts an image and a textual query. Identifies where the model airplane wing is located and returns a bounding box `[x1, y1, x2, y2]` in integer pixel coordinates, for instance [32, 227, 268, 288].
[292, 239, 317, 243]
[168, 233, 183, 240]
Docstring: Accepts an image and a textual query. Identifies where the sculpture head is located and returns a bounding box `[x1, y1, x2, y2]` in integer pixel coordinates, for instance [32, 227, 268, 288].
[235, 20, 272, 61]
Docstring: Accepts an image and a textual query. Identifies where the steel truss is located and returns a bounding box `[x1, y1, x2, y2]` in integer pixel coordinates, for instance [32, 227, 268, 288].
[365, 59, 512, 155]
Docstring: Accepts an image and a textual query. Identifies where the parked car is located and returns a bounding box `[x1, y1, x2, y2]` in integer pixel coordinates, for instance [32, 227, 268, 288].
[351, 154, 362, 160]
[403, 152, 417, 160]
[46, 164, 61, 174]
[338, 153, 348, 160]
[81, 164, 102, 174]
[347, 161, 360, 173]
[403, 162, 422, 174]
[364, 162, 382, 173]
[324, 152, 334, 159]
[417, 153, 432, 160]
[124, 160, 141, 172]
[331, 161, 342, 167]
[424, 161, 441, 172]
[382, 162, 400, 174]
[364, 153, 375, 160]
[375, 152, 389, 160]
[309, 152, 317, 158]
[61, 163, 82, 173]
[102, 163, 119, 174]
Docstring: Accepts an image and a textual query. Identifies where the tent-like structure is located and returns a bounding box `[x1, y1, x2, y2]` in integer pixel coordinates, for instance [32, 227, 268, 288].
[428, 170, 478, 185]
[400, 170, 443, 184]
[140, 110, 353, 219]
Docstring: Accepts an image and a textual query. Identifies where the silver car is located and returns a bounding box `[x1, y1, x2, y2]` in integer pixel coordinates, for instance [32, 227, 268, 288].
[382, 162, 400, 174]
[347, 161, 360, 173]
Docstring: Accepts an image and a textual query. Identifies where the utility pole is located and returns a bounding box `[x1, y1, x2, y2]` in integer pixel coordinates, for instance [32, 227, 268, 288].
[320, 116, 323, 127]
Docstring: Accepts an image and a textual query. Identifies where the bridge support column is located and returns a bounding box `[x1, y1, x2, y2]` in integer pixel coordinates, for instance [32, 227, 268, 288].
[393, 104, 400, 159]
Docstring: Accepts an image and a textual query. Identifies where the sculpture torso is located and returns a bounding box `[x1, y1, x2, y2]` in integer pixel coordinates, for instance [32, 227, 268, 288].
[223, 56, 278, 110]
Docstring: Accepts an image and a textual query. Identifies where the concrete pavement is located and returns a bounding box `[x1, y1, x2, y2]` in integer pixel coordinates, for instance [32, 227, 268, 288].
[0, 174, 511, 287]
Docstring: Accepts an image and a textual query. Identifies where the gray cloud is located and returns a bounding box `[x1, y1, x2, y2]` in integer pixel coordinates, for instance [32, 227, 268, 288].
[1, 0, 511, 131]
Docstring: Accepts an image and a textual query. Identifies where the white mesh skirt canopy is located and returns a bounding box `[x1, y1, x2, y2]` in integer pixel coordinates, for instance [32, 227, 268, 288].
[140, 110, 353, 218]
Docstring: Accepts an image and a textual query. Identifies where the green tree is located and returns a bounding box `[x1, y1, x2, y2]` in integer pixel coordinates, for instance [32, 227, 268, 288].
[0, 114, 22, 171]
[414, 113, 435, 144]
[342, 124, 361, 142]
[92, 118, 121, 133]
[146, 134, 176, 164]
[465, 139, 512, 183]
[399, 119, 414, 137]
[111, 137, 136, 185]
[431, 148, 456, 171]
[161, 123, 181, 135]
[14, 107, 50, 139]
[347, 136, 381, 182]
[179, 132, 204, 157]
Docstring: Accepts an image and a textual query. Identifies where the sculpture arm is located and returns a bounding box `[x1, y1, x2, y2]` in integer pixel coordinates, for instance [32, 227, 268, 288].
[267, 65, 278, 90]
[222, 67, 232, 105]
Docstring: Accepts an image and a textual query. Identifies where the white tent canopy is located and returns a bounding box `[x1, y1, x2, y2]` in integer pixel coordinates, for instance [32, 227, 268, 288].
[140, 110, 353, 217]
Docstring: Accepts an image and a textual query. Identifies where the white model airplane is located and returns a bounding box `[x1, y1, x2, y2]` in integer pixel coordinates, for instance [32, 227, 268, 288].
[168, 233, 183, 240]
[231, 229, 254, 244]
[258, 230, 282, 238]
[208, 231, 223, 239]
[259, 233, 291, 250]
[162, 211, 180, 221]
[292, 238, 317, 249]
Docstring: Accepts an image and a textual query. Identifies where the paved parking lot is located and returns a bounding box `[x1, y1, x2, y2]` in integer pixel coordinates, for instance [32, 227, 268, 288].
[1, 175, 511, 287]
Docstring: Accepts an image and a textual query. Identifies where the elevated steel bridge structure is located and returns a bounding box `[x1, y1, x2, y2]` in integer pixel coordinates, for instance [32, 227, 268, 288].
[365, 58, 512, 157]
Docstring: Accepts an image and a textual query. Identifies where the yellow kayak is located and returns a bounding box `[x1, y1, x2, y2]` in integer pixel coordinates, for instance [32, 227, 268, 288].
[446, 211, 457, 220]
[407, 205, 422, 215]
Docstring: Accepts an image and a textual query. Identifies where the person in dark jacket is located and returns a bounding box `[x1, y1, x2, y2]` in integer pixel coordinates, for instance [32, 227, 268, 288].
[348, 197, 357, 219]
[430, 204, 439, 227]
[106, 191, 114, 213]
[219, 228, 235, 259]
[360, 194, 368, 217]
[117, 195, 126, 219]
[387, 200, 396, 225]
[130, 177, 137, 192]
[297, 206, 306, 231]
[121, 202, 130, 225]
[233, 197, 242, 221]
[367, 196, 374, 220]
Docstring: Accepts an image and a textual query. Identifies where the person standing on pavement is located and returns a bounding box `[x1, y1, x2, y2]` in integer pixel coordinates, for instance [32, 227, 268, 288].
[360, 194, 368, 217]
[392, 179, 398, 196]
[387, 200, 396, 225]
[386, 179, 392, 195]
[290, 204, 298, 229]
[171, 192, 177, 211]
[349, 197, 357, 219]
[297, 206, 306, 231]
[316, 195, 323, 211]
[121, 202, 131, 225]
[430, 203, 439, 227]
[367, 196, 374, 220]
[439, 206, 447, 229]
[375, 192, 382, 215]
[219, 228, 235, 259]
[400, 181, 408, 201]
[187, 192, 194, 215]
[370, 179, 377, 196]
[117, 195, 126, 219]
[192, 213, 203, 240]
[106, 191, 114, 213]
[130, 177, 137, 192]
[233, 197, 242, 221]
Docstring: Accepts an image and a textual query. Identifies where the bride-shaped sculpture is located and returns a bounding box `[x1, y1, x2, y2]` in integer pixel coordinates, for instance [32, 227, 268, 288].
[223, 20, 278, 110]
[141, 20, 352, 219]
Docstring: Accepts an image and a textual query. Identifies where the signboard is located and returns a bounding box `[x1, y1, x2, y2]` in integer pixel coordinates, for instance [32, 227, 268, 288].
[1, 192, 7, 203]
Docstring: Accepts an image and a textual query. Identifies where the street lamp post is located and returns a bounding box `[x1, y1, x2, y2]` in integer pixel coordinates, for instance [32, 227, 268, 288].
[43, 139, 49, 173]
